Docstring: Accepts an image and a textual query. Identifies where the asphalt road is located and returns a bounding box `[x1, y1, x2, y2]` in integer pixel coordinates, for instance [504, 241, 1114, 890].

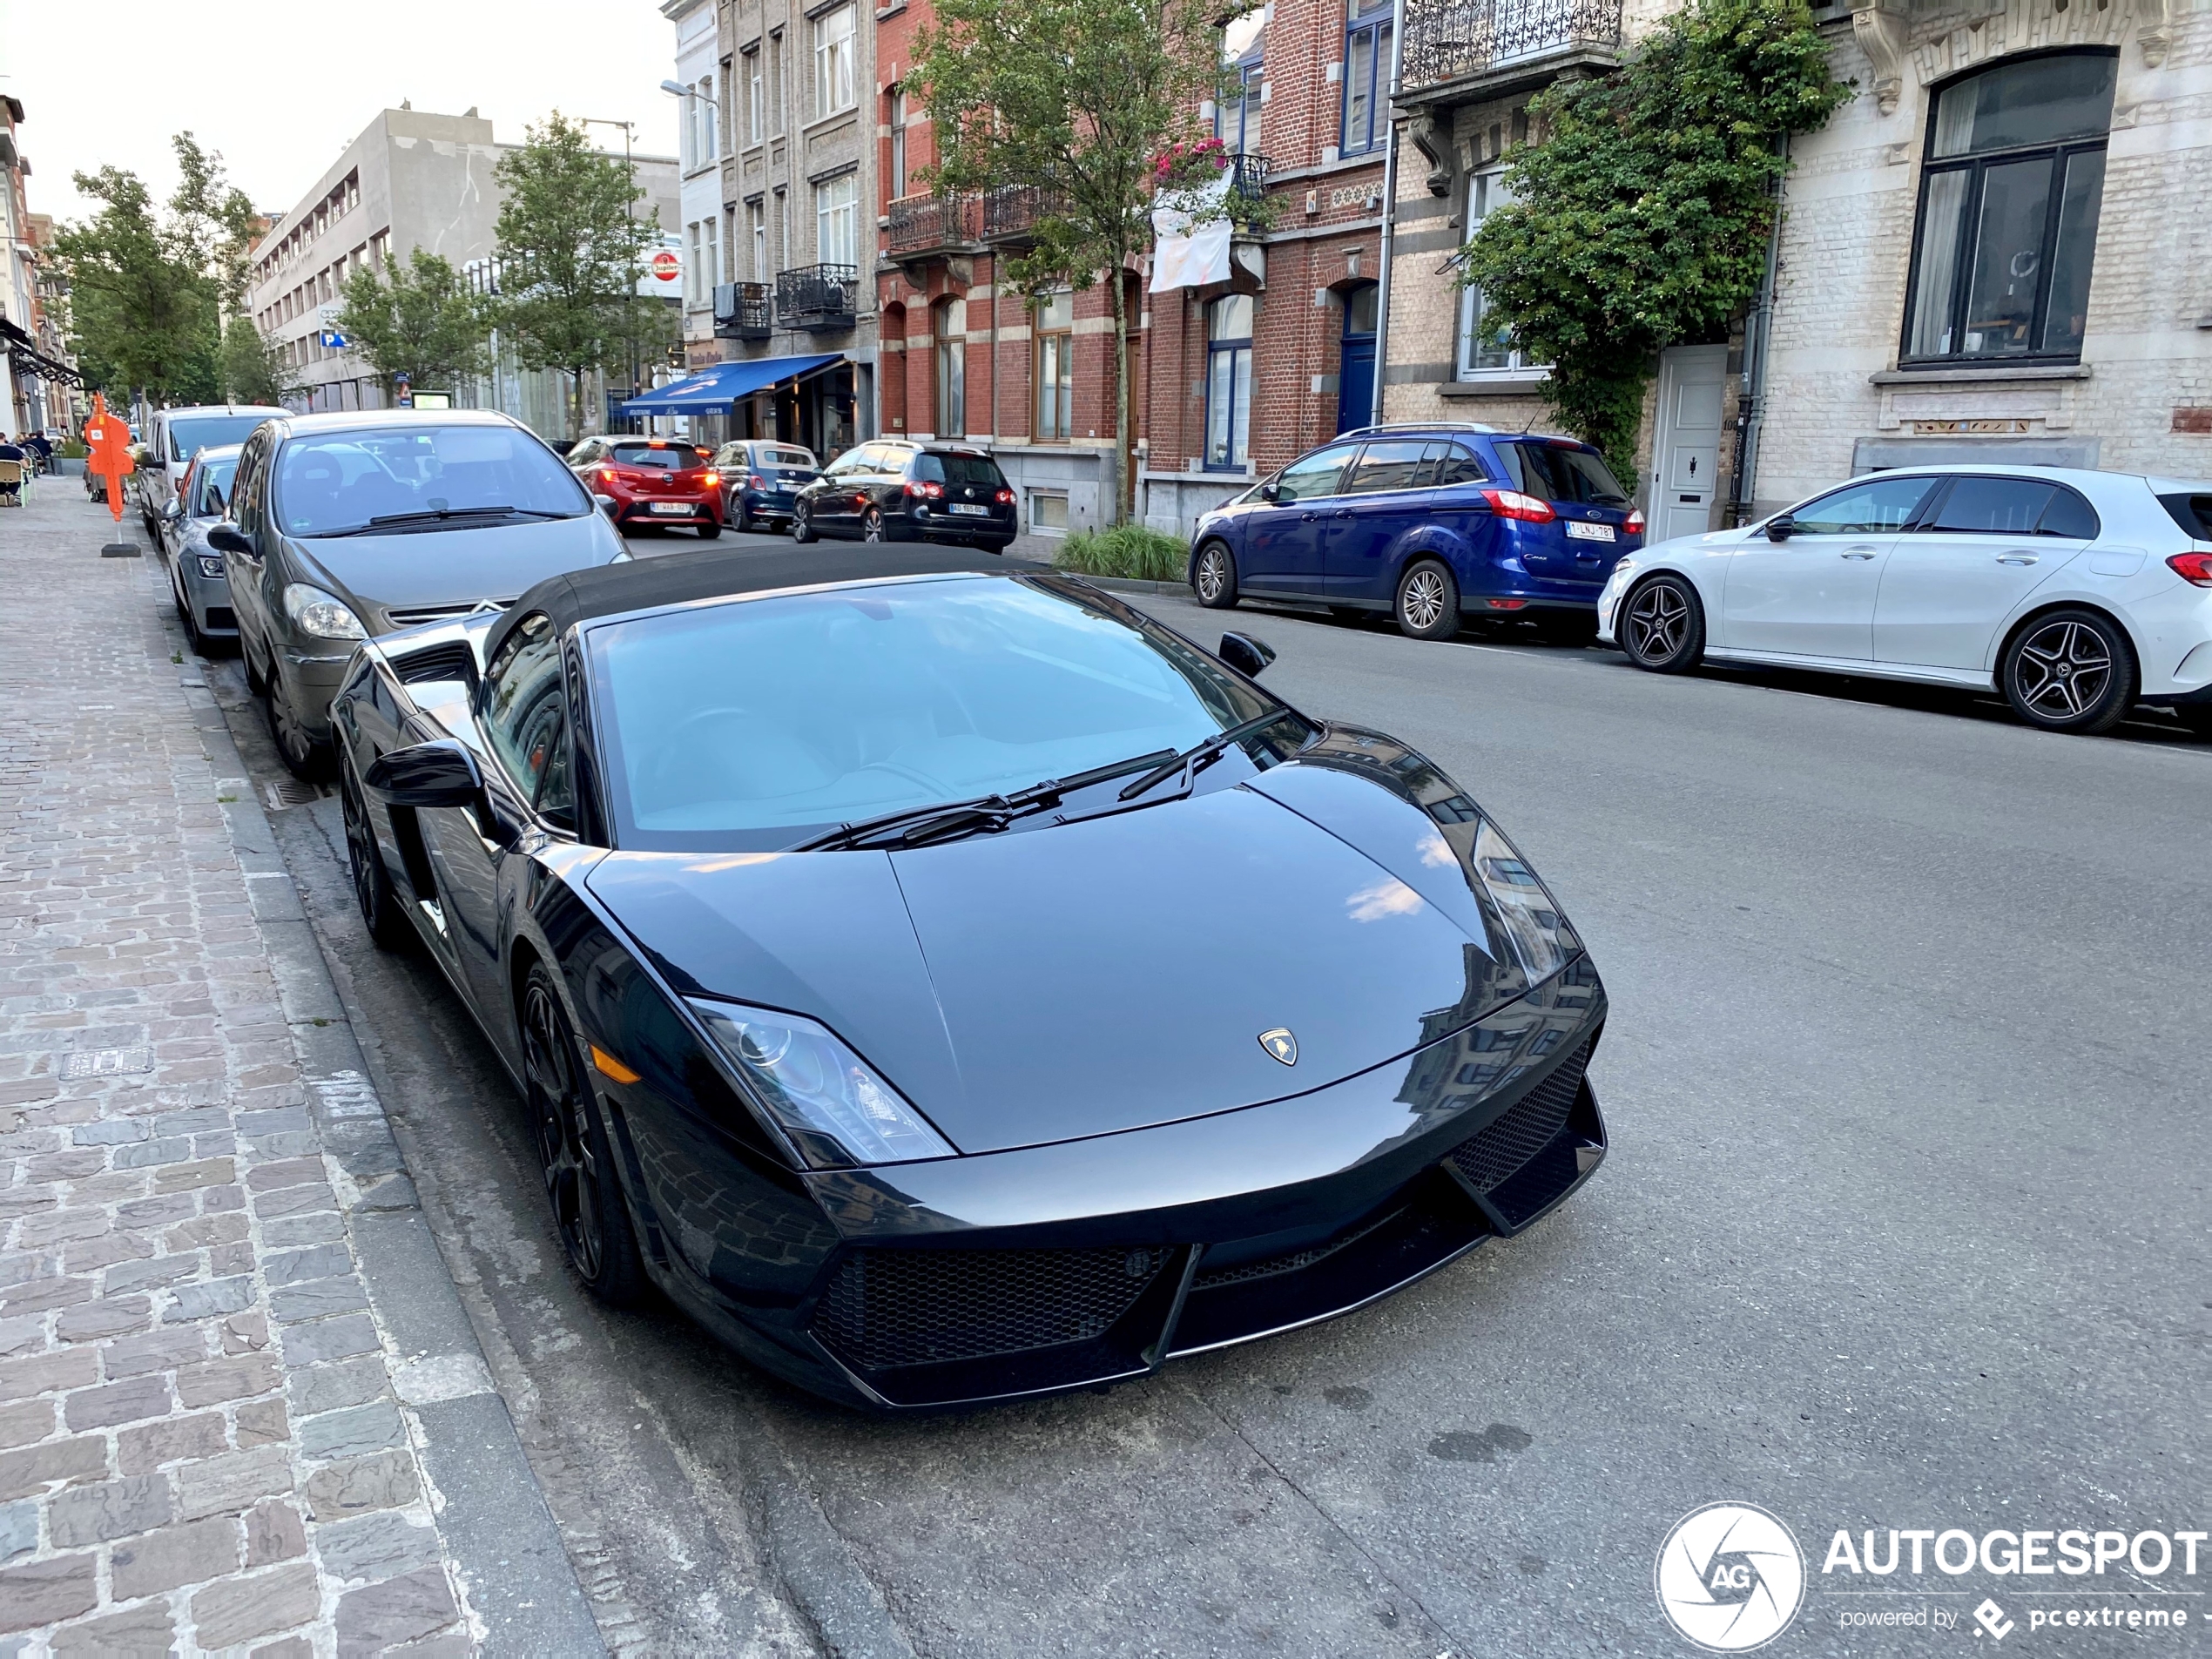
[205, 529, 2210, 1657]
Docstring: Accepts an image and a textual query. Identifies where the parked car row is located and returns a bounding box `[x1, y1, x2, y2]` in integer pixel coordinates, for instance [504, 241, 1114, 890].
[1197, 421, 2212, 740]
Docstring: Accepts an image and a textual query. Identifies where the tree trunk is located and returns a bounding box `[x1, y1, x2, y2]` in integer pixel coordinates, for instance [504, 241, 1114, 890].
[1107, 260, 1129, 529]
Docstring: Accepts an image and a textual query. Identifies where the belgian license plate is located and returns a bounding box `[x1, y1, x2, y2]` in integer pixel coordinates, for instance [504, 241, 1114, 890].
[1566, 520, 1615, 542]
[650, 502, 691, 515]
[949, 503, 989, 516]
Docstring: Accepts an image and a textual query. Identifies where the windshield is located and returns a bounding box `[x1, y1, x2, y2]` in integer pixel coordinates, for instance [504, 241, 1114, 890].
[170, 414, 273, 460]
[590, 576, 1280, 850]
[192, 456, 239, 516]
[1503, 442, 1630, 507]
[274, 423, 589, 537]
[609, 442, 704, 471]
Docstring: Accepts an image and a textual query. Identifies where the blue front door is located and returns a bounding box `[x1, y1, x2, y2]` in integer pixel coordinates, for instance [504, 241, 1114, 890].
[1336, 284, 1379, 435]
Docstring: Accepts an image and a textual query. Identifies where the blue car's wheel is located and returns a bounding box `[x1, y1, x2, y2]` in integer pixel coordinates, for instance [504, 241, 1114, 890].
[1395, 560, 1460, 641]
[1194, 541, 1238, 609]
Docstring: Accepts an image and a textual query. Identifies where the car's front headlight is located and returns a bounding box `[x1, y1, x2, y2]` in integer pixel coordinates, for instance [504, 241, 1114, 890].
[282, 583, 366, 640]
[688, 999, 954, 1169]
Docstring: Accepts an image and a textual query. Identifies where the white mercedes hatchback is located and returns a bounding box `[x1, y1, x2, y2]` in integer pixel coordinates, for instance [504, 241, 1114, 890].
[1597, 465, 2212, 737]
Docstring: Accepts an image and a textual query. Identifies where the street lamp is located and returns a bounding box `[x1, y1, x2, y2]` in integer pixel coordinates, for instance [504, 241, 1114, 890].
[578, 116, 640, 427]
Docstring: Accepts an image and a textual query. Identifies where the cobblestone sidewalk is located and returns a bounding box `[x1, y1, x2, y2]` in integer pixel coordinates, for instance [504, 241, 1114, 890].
[0, 487, 512, 1654]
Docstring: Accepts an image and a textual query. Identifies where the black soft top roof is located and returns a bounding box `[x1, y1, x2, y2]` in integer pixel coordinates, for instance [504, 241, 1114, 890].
[486, 545, 1025, 664]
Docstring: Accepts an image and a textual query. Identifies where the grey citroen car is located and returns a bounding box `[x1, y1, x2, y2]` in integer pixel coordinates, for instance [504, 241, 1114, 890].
[157, 443, 245, 657]
[209, 409, 627, 778]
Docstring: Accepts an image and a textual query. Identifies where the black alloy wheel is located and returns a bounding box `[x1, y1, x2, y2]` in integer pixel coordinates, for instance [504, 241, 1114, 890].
[1395, 560, 1461, 641]
[341, 758, 412, 949]
[861, 507, 887, 543]
[521, 967, 646, 1305]
[264, 667, 328, 781]
[2000, 608, 2138, 735]
[730, 495, 752, 534]
[1619, 574, 1705, 673]
[1193, 541, 1238, 609]
[792, 501, 817, 543]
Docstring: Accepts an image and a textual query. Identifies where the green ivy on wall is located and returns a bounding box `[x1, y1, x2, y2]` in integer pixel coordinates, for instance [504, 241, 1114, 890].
[1456, 0, 1851, 484]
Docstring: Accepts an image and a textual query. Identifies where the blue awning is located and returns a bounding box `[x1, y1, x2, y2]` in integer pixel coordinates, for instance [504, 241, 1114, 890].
[623, 353, 846, 414]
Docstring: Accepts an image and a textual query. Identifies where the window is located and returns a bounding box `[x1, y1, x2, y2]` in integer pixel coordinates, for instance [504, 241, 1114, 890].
[1217, 9, 1265, 155]
[1035, 290, 1074, 440]
[484, 613, 573, 826]
[1204, 294, 1254, 471]
[1918, 475, 2099, 537]
[889, 89, 907, 199]
[1342, 0, 1393, 156]
[698, 76, 718, 163]
[1344, 440, 1431, 494]
[1458, 172, 1541, 377]
[934, 297, 967, 436]
[813, 5, 856, 119]
[748, 200, 767, 279]
[1498, 442, 1629, 505]
[745, 49, 764, 142]
[702, 215, 721, 291]
[1903, 51, 2116, 364]
[687, 221, 705, 304]
[1271, 442, 1358, 502]
[1784, 475, 1940, 535]
[815, 174, 858, 266]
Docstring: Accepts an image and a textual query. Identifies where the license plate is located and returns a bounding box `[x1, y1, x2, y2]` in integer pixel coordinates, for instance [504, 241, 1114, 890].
[1565, 520, 1615, 542]
[949, 503, 989, 516]
[649, 502, 691, 515]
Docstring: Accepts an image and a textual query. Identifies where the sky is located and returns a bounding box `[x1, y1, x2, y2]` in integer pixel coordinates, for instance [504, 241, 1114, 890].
[0, 0, 685, 226]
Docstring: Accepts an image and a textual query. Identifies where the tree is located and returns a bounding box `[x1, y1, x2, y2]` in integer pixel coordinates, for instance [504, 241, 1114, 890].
[490, 113, 665, 439]
[913, 0, 1226, 523]
[1456, 0, 1848, 482]
[219, 314, 297, 408]
[332, 251, 489, 401]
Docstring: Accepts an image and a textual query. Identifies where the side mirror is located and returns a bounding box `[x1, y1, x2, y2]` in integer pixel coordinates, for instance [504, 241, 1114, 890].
[206, 523, 252, 556]
[363, 739, 485, 810]
[1258, 482, 1281, 503]
[160, 498, 184, 522]
[1765, 514, 1797, 542]
[1219, 631, 1276, 678]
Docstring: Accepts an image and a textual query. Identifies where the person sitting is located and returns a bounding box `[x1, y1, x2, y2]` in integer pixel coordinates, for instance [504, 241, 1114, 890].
[0, 435, 25, 507]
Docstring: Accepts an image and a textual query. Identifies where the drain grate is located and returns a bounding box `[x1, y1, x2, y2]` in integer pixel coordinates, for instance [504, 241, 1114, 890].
[60, 1047, 153, 1081]
[263, 778, 329, 811]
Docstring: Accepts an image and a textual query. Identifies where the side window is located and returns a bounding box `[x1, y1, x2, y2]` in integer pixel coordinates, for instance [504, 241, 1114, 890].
[1272, 443, 1359, 502]
[570, 442, 601, 467]
[1787, 476, 1940, 535]
[1433, 443, 1488, 488]
[1343, 440, 1432, 495]
[910, 453, 947, 484]
[2038, 486, 2100, 539]
[232, 434, 268, 532]
[1921, 476, 2060, 535]
[482, 613, 570, 821]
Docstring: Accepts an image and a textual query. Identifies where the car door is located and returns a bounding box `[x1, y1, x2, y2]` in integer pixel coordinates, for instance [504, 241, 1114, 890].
[1872, 475, 2095, 671]
[420, 610, 565, 1032]
[1324, 440, 1438, 600]
[1244, 442, 1358, 593]
[815, 445, 876, 535]
[1720, 474, 1943, 658]
[225, 428, 279, 664]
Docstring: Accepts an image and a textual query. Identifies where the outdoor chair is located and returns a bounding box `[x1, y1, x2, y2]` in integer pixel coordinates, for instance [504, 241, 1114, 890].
[0, 460, 24, 507]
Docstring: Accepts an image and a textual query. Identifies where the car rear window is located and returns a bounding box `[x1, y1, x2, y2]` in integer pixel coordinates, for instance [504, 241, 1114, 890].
[610, 442, 704, 470]
[764, 447, 816, 469]
[912, 453, 1008, 488]
[2157, 492, 2212, 540]
[1501, 442, 1630, 506]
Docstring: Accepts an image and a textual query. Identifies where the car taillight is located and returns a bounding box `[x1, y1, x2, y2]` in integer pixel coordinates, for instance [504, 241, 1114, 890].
[1486, 597, 1528, 610]
[1624, 509, 1646, 536]
[749, 474, 767, 489]
[995, 488, 1015, 504]
[599, 467, 617, 484]
[700, 470, 719, 487]
[905, 481, 944, 499]
[2168, 552, 2212, 587]
[1480, 488, 1556, 523]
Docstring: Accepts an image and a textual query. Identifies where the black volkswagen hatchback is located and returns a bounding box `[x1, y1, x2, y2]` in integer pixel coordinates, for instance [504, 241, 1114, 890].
[792, 441, 1018, 550]
[333, 546, 1608, 1409]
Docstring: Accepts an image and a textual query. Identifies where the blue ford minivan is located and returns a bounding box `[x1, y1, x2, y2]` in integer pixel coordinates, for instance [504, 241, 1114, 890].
[1188, 423, 1643, 639]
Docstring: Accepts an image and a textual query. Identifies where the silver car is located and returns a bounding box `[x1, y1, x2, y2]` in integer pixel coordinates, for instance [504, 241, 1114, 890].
[157, 444, 244, 656]
[134, 405, 286, 535]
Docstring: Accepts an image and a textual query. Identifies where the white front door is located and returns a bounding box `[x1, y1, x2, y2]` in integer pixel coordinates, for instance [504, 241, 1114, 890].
[1873, 475, 2090, 670]
[1651, 345, 1727, 543]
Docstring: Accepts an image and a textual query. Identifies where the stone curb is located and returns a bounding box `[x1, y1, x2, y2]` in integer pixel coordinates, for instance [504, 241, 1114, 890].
[172, 593, 604, 1655]
[1057, 574, 1196, 597]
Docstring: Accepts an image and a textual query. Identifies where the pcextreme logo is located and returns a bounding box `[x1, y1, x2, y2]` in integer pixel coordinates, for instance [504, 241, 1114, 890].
[1655, 1503, 1807, 1653]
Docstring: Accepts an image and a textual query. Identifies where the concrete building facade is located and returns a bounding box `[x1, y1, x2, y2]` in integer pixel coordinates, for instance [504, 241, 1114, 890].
[666, 0, 727, 374]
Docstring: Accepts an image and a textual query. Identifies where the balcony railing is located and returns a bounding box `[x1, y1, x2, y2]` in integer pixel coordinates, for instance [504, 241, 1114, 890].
[1224, 152, 1273, 203]
[1401, 0, 1623, 94]
[887, 193, 980, 256]
[776, 264, 859, 331]
[981, 183, 1069, 243]
[712, 281, 772, 341]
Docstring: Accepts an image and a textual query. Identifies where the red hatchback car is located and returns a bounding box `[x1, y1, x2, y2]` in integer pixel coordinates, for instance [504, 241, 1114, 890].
[568, 435, 723, 537]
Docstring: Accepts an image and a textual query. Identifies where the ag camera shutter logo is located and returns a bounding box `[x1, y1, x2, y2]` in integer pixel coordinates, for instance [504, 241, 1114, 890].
[1656, 1502, 1807, 1652]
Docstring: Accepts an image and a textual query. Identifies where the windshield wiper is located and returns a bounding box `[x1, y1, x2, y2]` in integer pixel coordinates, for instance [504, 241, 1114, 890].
[792, 750, 1180, 853]
[316, 507, 572, 537]
[1116, 712, 1287, 802]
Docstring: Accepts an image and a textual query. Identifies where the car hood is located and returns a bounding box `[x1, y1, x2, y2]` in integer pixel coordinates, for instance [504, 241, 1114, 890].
[291, 513, 623, 631]
[586, 779, 1518, 1157]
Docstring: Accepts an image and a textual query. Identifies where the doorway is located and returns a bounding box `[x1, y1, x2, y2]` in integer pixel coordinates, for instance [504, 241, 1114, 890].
[1336, 283, 1378, 435]
[1650, 344, 1727, 543]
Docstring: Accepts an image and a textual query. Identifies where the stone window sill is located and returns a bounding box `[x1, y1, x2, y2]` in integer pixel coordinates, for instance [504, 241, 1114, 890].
[1868, 363, 2091, 386]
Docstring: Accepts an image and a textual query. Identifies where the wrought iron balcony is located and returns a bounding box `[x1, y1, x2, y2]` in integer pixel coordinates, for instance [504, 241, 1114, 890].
[887, 193, 979, 257]
[1400, 0, 1624, 100]
[1224, 152, 1273, 202]
[712, 281, 772, 341]
[980, 183, 1069, 244]
[776, 264, 859, 331]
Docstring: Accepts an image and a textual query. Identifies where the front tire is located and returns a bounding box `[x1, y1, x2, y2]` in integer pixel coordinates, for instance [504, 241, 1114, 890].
[1193, 541, 1238, 609]
[265, 667, 329, 780]
[521, 967, 647, 1307]
[1395, 560, 1460, 641]
[341, 758, 413, 950]
[791, 502, 816, 543]
[2000, 608, 2137, 735]
[1618, 574, 1705, 673]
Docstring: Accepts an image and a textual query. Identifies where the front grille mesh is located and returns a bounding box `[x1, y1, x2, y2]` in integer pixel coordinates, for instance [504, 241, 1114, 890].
[813, 1245, 1167, 1372]
[1190, 1204, 1406, 1291]
[1447, 1039, 1590, 1193]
